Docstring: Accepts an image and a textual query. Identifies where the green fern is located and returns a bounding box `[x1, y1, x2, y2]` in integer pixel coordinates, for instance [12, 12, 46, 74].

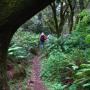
[8, 44, 27, 59]
[74, 63, 90, 89]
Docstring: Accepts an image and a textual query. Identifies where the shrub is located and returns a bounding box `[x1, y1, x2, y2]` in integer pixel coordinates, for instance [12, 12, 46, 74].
[40, 10, 90, 90]
[74, 63, 90, 89]
[40, 48, 73, 82]
[8, 43, 27, 60]
[8, 28, 39, 60]
[84, 48, 90, 61]
[85, 34, 90, 44]
[12, 28, 39, 49]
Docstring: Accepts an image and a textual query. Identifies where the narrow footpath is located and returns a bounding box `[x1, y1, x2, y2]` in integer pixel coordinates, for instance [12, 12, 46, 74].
[27, 55, 47, 90]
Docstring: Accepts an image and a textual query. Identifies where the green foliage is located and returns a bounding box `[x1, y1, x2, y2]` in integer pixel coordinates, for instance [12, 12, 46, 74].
[70, 49, 85, 61]
[40, 10, 90, 90]
[85, 34, 90, 44]
[8, 28, 39, 60]
[84, 48, 90, 60]
[45, 81, 63, 90]
[12, 28, 39, 49]
[74, 62, 90, 89]
[79, 10, 88, 18]
[69, 84, 77, 90]
[63, 10, 90, 50]
[75, 10, 90, 37]
[8, 29, 39, 89]
[63, 32, 81, 52]
[45, 35, 59, 51]
[41, 36, 73, 82]
[8, 43, 27, 59]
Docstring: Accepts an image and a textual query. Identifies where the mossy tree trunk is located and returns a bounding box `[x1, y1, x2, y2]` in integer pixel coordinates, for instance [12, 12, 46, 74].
[0, 0, 54, 89]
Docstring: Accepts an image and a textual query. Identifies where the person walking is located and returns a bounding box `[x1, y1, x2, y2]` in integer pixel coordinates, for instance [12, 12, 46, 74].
[39, 32, 47, 49]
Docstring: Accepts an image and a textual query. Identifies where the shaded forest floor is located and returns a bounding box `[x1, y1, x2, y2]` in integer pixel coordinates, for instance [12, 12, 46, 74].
[8, 52, 47, 90]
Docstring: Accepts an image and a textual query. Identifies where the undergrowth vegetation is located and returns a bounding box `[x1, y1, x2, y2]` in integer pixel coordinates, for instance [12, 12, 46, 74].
[7, 28, 39, 89]
[8, 28, 39, 60]
[7, 10, 90, 90]
[40, 10, 90, 90]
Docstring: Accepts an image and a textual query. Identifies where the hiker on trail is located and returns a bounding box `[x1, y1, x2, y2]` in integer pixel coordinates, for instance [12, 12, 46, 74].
[39, 32, 47, 49]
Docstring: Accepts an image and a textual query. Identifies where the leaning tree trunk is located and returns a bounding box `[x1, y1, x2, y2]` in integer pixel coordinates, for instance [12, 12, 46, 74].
[0, 0, 55, 89]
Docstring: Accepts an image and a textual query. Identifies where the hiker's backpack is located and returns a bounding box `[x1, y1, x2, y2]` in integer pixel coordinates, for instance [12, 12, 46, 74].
[40, 35, 45, 42]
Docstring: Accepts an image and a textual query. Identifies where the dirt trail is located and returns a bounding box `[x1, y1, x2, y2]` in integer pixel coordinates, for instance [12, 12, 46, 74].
[27, 55, 47, 90]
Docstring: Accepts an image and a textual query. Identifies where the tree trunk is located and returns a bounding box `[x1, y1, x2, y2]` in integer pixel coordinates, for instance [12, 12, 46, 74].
[50, 2, 59, 37]
[79, 0, 85, 11]
[69, 11, 74, 33]
[67, 0, 76, 33]
[0, 51, 9, 90]
[59, 1, 65, 35]
[0, 31, 14, 90]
